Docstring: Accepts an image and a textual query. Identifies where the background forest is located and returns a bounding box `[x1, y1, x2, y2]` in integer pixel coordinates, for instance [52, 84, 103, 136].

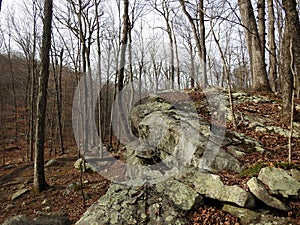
[1, 0, 300, 224]
[0, 0, 299, 196]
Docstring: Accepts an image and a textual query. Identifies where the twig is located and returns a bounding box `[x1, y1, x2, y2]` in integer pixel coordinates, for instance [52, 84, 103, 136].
[288, 39, 296, 163]
[79, 159, 86, 208]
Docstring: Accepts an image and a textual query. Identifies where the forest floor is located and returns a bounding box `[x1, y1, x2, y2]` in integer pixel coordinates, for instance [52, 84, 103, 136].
[1, 89, 300, 224]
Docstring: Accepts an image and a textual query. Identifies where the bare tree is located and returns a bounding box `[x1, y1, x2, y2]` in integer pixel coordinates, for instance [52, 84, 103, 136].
[116, 0, 134, 144]
[152, 0, 175, 89]
[51, 46, 64, 155]
[33, 0, 53, 192]
[179, 0, 207, 88]
[238, 0, 271, 92]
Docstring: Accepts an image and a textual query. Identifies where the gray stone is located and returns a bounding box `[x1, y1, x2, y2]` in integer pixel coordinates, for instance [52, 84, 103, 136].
[223, 204, 261, 225]
[45, 159, 60, 167]
[74, 158, 97, 173]
[289, 169, 300, 182]
[2, 215, 31, 225]
[258, 167, 300, 198]
[179, 170, 255, 208]
[11, 188, 29, 201]
[63, 182, 81, 195]
[2, 211, 71, 225]
[249, 214, 295, 225]
[155, 178, 202, 211]
[226, 146, 247, 158]
[247, 177, 290, 211]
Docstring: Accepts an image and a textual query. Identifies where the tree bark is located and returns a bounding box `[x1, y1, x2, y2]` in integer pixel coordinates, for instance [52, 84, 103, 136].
[257, 0, 266, 61]
[238, 0, 271, 92]
[281, 0, 300, 125]
[199, 0, 207, 87]
[117, 0, 129, 92]
[116, 0, 133, 143]
[33, 0, 53, 192]
[267, 0, 278, 93]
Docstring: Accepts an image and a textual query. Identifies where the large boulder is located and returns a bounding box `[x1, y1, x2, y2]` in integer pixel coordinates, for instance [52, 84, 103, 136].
[127, 94, 265, 180]
[258, 167, 300, 198]
[75, 177, 203, 225]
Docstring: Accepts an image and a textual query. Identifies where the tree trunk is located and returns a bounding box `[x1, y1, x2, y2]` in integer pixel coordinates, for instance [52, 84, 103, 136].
[199, 0, 207, 87]
[238, 0, 271, 92]
[117, 0, 129, 92]
[33, 0, 53, 192]
[172, 22, 180, 89]
[54, 48, 64, 155]
[282, 0, 300, 125]
[116, 0, 133, 143]
[268, 0, 278, 93]
[257, 0, 266, 61]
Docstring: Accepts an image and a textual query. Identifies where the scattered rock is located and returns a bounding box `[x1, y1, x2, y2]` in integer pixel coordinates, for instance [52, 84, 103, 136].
[258, 167, 300, 198]
[11, 188, 29, 201]
[249, 214, 295, 225]
[74, 158, 97, 173]
[247, 177, 290, 211]
[63, 182, 81, 195]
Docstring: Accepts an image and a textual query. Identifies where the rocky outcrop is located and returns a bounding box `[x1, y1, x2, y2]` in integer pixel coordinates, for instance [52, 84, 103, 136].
[76, 90, 300, 225]
[76, 177, 203, 225]
[127, 94, 265, 181]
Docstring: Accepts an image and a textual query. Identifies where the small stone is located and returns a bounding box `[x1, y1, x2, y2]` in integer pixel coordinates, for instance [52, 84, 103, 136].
[11, 188, 29, 201]
[45, 159, 60, 167]
[223, 204, 261, 225]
